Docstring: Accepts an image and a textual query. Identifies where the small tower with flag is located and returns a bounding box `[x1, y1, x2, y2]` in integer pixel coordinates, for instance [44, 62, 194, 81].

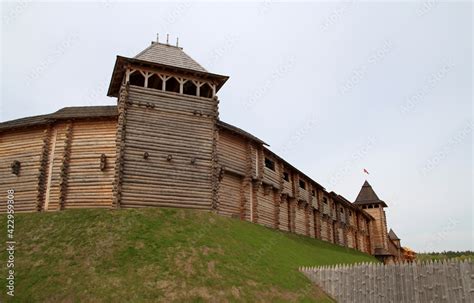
[353, 180, 393, 262]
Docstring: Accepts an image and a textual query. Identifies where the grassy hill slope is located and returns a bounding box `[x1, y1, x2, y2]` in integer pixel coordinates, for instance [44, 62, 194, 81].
[0, 208, 377, 302]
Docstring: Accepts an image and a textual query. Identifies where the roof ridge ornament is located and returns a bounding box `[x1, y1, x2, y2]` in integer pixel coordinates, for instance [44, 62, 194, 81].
[155, 33, 179, 48]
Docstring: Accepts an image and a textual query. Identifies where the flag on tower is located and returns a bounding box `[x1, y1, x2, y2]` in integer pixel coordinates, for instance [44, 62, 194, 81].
[363, 168, 369, 175]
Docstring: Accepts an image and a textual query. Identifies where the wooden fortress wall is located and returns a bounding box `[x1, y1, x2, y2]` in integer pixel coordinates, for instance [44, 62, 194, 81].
[0, 119, 117, 212]
[0, 115, 373, 255]
[216, 127, 373, 254]
[0, 87, 374, 255]
[0, 112, 373, 255]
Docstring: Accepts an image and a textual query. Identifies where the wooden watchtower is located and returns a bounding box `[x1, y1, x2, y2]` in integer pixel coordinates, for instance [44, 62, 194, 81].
[353, 180, 394, 262]
[107, 39, 228, 209]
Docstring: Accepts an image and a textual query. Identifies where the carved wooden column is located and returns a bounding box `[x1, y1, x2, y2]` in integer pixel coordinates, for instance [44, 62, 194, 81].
[192, 80, 205, 97]
[142, 71, 152, 88]
[159, 75, 170, 91]
[177, 77, 186, 94]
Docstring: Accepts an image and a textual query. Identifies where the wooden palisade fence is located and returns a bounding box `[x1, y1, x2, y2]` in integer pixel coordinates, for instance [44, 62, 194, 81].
[300, 259, 474, 303]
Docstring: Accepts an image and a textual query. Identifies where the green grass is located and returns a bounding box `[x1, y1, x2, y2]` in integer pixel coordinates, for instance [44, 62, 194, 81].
[0, 208, 377, 302]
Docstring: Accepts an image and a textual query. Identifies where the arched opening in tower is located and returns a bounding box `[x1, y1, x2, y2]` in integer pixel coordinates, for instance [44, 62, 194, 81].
[200, 83, 213, 98]
[165, 77, 180, 93]
[148, 74, 163, 90]
[183, 80, 197, 96]
[129, 71, 145, 87]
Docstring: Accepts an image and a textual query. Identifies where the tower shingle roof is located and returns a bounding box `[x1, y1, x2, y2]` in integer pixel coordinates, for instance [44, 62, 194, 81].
[134, 42, 207, 73]
[388, 229, 400, 240]
[353, 180, 388, 207]
[0, 106, 117, 132]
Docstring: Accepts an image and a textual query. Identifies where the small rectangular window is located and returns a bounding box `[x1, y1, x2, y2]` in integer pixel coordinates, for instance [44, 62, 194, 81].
[283, 172, 290, 181]
[264, 157, 275, 171]
[323, 197, 328, 204]
[349, 211, 352, 217]
[299, 180, 306, 189]
[340, 208, 344, 213]
[311, 190, 315, 196]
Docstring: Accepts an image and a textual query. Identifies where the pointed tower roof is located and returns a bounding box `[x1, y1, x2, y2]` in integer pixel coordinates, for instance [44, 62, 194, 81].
[134, 42, 208, 73]
[388, 229, 400, 240]
[107, 41, 228, 97]
[353, 180, 388, 207]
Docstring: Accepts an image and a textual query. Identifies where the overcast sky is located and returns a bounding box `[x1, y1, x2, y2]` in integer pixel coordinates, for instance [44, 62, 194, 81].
[1, 1, 472, 252]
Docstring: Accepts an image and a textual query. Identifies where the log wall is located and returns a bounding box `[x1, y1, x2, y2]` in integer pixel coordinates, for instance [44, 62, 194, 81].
[0, 127, 47, 212]
[336, 226, 344, 246]
[0, 89, 384, 257]
[218, 130, 247, 176]
[358, 232, 365, 252]
[262, 153, 280, 189]
[217, 172, 242, 217]
[0, 118, 117, 212]
[278, 197, 290, 232]
[282, 178, 293, 197]
[347, 229, 355, 249]
[256, 185, 276, 228]
[320, 217, 329, 242]
[328, 221, 335, 244]
[0, 110, 380, 257]
[117, 85, 217, 209]
[63, 120, 116, 209]
[295, 202, 307, 236]
[314, 211, 322, 239]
